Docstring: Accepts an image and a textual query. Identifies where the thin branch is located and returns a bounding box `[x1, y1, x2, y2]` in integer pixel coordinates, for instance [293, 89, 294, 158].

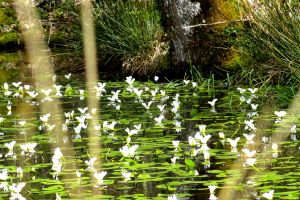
[182, 19, 250, 28]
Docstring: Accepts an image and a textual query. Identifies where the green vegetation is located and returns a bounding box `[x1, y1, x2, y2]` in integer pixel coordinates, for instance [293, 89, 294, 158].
[72, 0, 167, 75]
[240, 0, 300, 84]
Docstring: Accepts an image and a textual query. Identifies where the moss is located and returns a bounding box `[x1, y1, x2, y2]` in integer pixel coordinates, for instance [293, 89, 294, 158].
[0, 32, 19, 46]
[0, 4, 19, 47]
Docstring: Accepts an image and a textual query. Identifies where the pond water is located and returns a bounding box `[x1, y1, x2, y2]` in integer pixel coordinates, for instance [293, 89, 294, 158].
[0, 55, 299, 199]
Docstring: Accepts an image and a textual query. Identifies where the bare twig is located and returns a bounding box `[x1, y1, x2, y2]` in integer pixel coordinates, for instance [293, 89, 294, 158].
[182, 19, 250, 28]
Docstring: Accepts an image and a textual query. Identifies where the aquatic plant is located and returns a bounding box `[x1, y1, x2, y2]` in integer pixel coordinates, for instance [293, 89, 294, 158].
[242, 0, 300, 82]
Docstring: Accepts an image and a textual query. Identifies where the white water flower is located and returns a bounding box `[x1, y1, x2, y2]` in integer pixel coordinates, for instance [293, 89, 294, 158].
[103, 121, 117, 130]
[122, 171, 131, 181]
[125, 128, 138, 136]
[227, 137, 240, 151]
[126, 76, 135, 85]
[192, 82, 198, 87]
[168, 194, 178, 200]
[41, 89, 53, 102]
[120, 145, 139, 157]
[94, 171, 107, 185]
[16, 167, 23, 178]
[291, 124, 297, 134]
[208, 99, 218, 107]
[219, 132, 225, 139]
[171, 156, 178, 164]
[108, 90, 121, 103]
[133, 88, 143, 97]
[20, 143, 37, 156]
[244, 158, 256, 167]
[157, 104, 165, 112]
[262, 190, 274, 200]
[75, 116, 87, 129]
[53, 84, 62, 97]
[12, 82, 22, 88]
[95, 82, 106, 98]
[274, 111, 287, 118]
[237, 87, 246, 93]
[56, 193, 62, 200]
[18, 121, 26, 127]
[188, 136, 197, 146]
[203, 150, 210, 160]
[79, 89, 85, 100]
[154, 114, 164, 125]
[0, 169, 8, 180]
[209, 193, 218, 200]
[199, 124, 206, 134]
[154, 76, 159, 81]
[243, 133, 255, 144]
[65, 73, 72, 79]
[5, 141, 16, 157]
[183, 80, 190, 85]
[242, 148, 256, 158]
[133, 124, 142, 131]
[40, 113, 51, 123]
[142, 101, 153, 109]
[172, 140, 180, 149]
[9, 182, 26, 200]
[250, 104, 258, 110]
[85, 157, 97, 171]
[248, 88, 258, 94]
[244, 119, 256, 131]
[272, 143, 278, 151]
[26, 90, 38, 98]
[208, 185, 217, 194]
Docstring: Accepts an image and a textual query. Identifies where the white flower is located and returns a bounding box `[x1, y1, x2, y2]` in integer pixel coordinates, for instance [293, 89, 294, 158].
[243, 133, 255, 144]
[244, 158, 256, 166]
[122, 171, 131, 181]
[274, 111, 287, 118]
[94, 171, 107, 185]
[262, 190, 274, 199]
[262, 136, 269, 143]
[53, 84, 62, 97]
[157, 104, 165, 112]
[120, 145, 139, 157]
[133, 88, 143, 97]
[142, 101, 153, 110]
[154, 76, 159, 81]
[85, 157, 97, 171]
[126, 76, 135, 85]
[79, 89, 85, 100]
[199, 124, 206, 134]
[154, 114, 164, 125]
[244, 119, 256, 131]
[171, 156, 178, 164]
[208, 99, 218, 107]
[16, 167, 23, 178]
[227, 137, 240, 148]
[125, 128, 138, 136]
[192, 82, 198, 87]
[133, 124, 142, 131]
[20, 143, 37, 155]
[0, 169, 8, 180]
[65, 73, 72, 79]
[208, 185, 217, 194]
[237, 87, 246, 93]
[242, 148, 256, 158]
[271, 143, 278, 151]
[209, 193, 218, 200]
[250, 104, 258, 110]
[219, 132, 225, 139]
[168, 194, 178, 200]
[103, 121, 117, 130]
[203, 150, 210, 160]
[188, 136, 197, 146]
[12, 82, 22, 88]
[248, 88, 258, 94]
[183, 80, 190, 85]
[9, 182, 26, 200]
[291, 125, 297, 134]
[150, 89, 158, 97]
[172, 140, 180, 148]
[40, 114, 51, 123]
[5, 141, 16, 157]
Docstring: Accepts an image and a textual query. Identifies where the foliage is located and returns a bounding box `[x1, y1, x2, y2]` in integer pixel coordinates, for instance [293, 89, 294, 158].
[242, 0, 300, 82]
[90, 0, 167, 75]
